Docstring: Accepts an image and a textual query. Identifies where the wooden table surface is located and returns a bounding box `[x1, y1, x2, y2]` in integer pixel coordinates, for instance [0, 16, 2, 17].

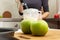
[14, 29, 60, 40]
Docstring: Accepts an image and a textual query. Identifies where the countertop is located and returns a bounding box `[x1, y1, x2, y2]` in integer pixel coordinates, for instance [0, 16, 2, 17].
[0, 18, 60, 22]
[44, 18, 60, 21]
[14, 29, 60, 40]
[0, 18, 23, 22]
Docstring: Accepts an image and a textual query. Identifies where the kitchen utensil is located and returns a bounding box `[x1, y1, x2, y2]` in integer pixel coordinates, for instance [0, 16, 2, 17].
[23, 8, 42, 20]
[0, 36, 19, 40]
[0, 18, 23, 22]
[0, 28, 14, 37]
[0, 18, 23, 31]
[0, 18, 23, 40]
[0, 28, 19, 40]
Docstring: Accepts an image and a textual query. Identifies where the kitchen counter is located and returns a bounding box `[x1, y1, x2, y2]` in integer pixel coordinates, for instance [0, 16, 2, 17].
[0, 18, 60, 22]
[14, 29, 60, 40]
[0, 18, 60, 29]
[44, 18, 60, 29]
[0, 18, 23, 22]
[44, 18, 60, 21]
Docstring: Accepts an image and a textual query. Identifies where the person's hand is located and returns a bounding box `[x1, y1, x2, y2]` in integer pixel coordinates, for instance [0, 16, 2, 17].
[42, 12, 49, 19]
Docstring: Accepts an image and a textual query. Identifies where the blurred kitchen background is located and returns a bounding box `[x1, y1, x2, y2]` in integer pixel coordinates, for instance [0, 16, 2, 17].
[48, 0, 60, 18]
[0, 0, 60, 18]
[0, 0, 60, 30]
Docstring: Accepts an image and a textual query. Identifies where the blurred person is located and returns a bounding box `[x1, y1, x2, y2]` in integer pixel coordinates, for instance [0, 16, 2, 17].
[19, 0, 50, 19]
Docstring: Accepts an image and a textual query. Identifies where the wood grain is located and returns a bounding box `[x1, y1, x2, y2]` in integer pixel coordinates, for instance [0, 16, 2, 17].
[14, 29, 60, 40]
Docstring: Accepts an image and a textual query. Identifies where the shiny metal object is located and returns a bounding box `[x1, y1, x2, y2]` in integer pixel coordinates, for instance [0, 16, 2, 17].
[0, 18, 23, 22]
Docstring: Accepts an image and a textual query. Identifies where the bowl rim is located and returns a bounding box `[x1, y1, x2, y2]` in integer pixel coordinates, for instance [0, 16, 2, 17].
[0, 28, 15, 34]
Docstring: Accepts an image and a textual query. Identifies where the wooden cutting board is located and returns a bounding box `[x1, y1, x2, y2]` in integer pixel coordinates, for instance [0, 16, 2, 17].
[14, 29, 60, 40]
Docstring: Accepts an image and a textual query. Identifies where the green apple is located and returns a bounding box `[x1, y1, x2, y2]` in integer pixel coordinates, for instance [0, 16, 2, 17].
[0, 16, 3, 18]
[20, 19, 31, 34]
[30, 20, 48, 36]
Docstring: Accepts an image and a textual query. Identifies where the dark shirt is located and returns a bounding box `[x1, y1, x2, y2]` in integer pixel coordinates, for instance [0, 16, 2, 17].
[20, 0, 49, 12]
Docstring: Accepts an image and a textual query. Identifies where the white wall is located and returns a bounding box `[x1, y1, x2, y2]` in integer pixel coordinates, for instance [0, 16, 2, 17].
[0, 0, 58, 18]
[0, 0, 20, 18]
[48, 0, 57, 18]
[58, 0, 60, 13]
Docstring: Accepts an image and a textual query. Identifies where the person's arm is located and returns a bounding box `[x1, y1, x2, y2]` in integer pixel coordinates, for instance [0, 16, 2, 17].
[42, 12, 49, 19]
[19, 0, 23, 13]
[41, 0, 49, 19]
[16, 0, 23, 15]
